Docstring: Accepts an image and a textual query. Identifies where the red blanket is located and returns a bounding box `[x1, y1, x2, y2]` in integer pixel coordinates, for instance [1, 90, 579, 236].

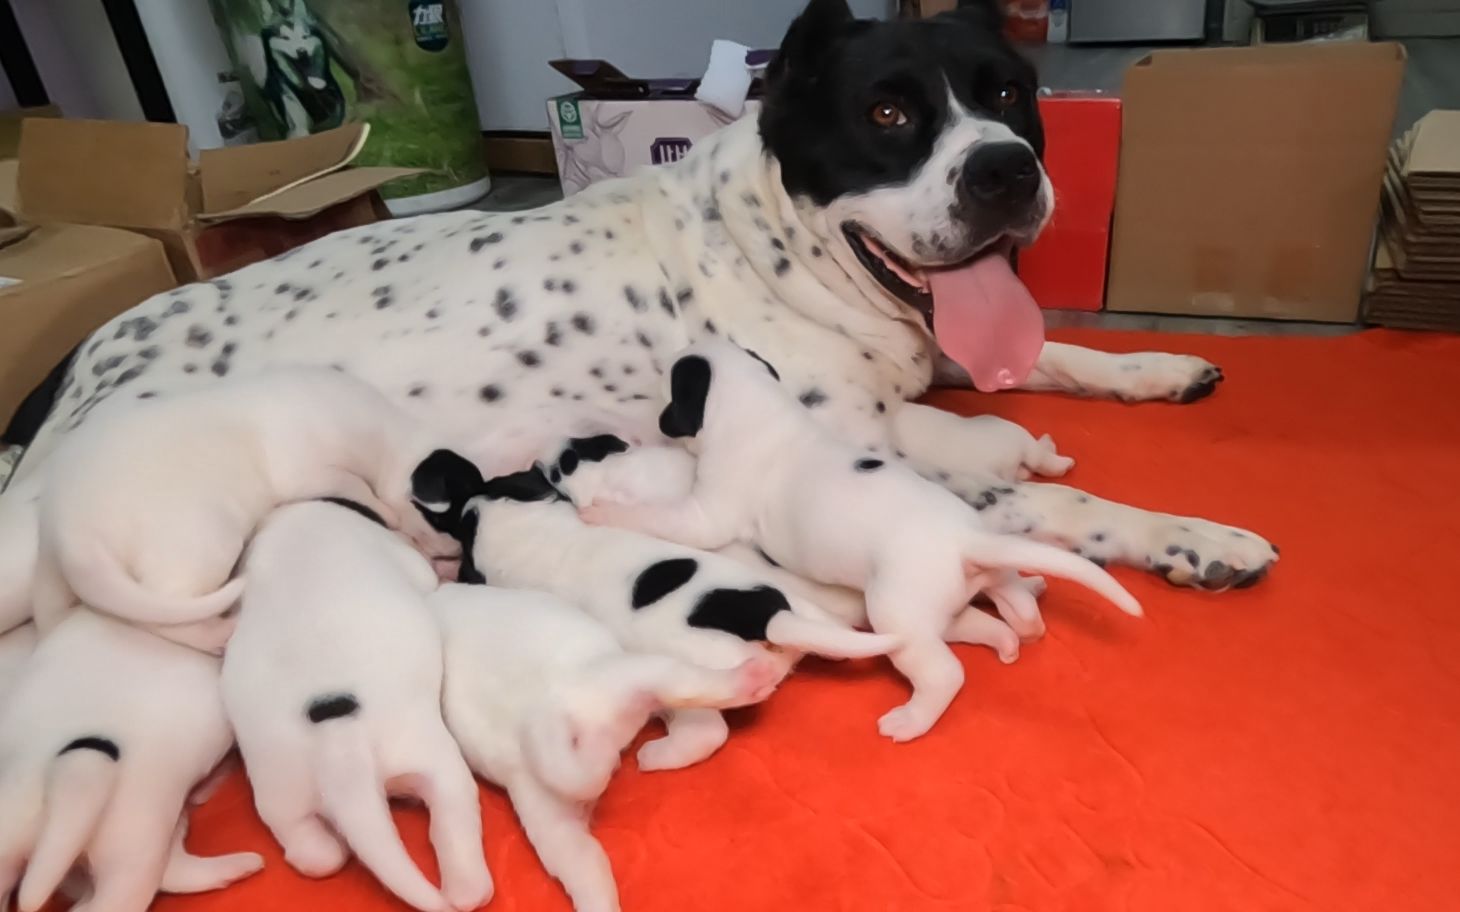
[165, 328, 1460, 912]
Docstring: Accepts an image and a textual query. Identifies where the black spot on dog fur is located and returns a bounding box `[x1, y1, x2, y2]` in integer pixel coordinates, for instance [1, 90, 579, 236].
[469, 233, 504, 253]
[744, 348, 780, 380]
[569, 241, 584, 255]
[92, 355, 124, 376]
[562, 279, 577, 294]
[567, 434, 630, 466]
[211, 360, 229, 377]
[875, 400, 886, 413]
[771, 238, 786, 251]
[480, 466, 562, 503]
[318, 497, 388, 527]
[372, 258, 389, 270]
[625, 286, 646, 312]
[517, 350, 541, 368]
[636, 331, 653, 349]
[659, 355, 711, 439]
[774, 257, 792, 277]
[494, 288, 519, 321]
[799, 388, 827, 408]
[632, 558, 699, 609]
[59, 736, 121, 761]
[275, 283, 292, 295]
[480, 385, 503, 402]
[688, 586, 788, 641]
[306, 694, 360, 724]
[115, 366, 144, 386]
[703, 319, 718, 335]
[543, 322, 563, 346]
[571, 313, 596, 335]
[855, 458, 884, 472]
[408, 384, 427, 397]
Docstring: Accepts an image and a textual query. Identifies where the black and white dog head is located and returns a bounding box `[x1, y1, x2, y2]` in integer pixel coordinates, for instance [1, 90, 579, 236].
[760, 0, 1051, 392]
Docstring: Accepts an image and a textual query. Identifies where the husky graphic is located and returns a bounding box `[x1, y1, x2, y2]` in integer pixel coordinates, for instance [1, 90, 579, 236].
[225, 0, 390, 138]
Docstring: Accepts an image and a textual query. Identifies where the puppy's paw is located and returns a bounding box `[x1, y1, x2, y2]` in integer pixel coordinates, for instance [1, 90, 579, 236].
[877, 705, 937, 743]
[730, 656, 781, 705]
[1028, 434, 1075, 478]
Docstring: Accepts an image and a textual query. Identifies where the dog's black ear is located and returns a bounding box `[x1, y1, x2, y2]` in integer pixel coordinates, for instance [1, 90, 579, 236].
[567, 434, 631, 464]
[766, 0, 855, 85]
[741, 347, 781, 381]
[658, 355, 712, 439]
[479, 466, 563, 503]
[456, 504, 487, 585]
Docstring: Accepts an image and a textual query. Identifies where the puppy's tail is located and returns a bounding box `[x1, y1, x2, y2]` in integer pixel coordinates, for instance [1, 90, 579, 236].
[962, 531, 1143, 617]
[521, 711, 616, 804]
[766, 602, 900, 660]
[17, 739, 122, 912]
[313, 711, 446, 912]
[60, 539, 244, 626]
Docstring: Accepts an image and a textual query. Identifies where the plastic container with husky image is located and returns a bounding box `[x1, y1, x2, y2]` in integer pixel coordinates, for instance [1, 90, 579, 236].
[210, 0, 490, 214]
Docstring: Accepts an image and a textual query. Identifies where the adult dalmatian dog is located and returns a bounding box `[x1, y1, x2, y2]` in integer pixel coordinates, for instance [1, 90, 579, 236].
[5, 0, 1276, 596]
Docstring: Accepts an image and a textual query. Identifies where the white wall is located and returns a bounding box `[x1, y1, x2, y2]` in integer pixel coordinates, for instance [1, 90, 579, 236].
[12, 0, 144, 121]
[462, 0, 894, 131]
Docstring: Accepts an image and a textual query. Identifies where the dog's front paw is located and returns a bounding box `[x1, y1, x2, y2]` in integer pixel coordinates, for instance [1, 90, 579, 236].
[1146, 519, 1278, 591]
[1112, 353, 1224, 403]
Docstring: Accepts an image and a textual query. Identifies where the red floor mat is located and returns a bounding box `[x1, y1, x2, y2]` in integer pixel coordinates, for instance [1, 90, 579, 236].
[163, 328, 1460, 912]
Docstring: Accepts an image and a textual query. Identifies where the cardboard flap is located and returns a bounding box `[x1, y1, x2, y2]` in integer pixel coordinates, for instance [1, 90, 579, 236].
[0, 105, 62, 160]
[199, 122, 368, 215]
[1405, 111, 1460, 177]
[1129, 41, 1404, 76]
[197, 166, 419, 222]
[0, 210, 34, 251]
[17, 118, 191, 230]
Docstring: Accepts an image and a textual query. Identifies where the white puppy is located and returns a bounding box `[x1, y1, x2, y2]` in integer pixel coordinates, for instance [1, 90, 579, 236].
[221, 498, 489, 912]
[891, 407, 1074, 482]
[0, 471, 42, 636]
[0, 622, 37, 699]
[432, 582, 779, 912]
[0, 609, 262, 912]
[410, 453, 899, 771]
[30, 366, 449, 651]
[581, 339, 1144, 742]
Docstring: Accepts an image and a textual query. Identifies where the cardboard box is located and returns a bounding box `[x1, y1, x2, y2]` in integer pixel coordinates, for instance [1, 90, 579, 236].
[0, 219, 177, 428]
[1105, 42, 1405, 322]
[14, 118, 418, 283]
[546, 59, 762, 196]
[1018, 92, 1121, 311]
[1365, 110, 1460, 331]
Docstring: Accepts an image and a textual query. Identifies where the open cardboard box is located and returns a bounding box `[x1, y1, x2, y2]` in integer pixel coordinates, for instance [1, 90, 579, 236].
[15, 118, 419, 283]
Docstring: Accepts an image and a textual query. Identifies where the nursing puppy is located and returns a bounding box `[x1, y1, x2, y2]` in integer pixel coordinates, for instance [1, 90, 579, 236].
[0, 622, 36, 698]
[31, 366, 447, 651]
[0, 471, 42, 636]
[581, 339, 1144, 742]
[221, 499, 489, 912]
[0, 609, 262, 912]
[433, 583, 778, 912]
[411, 452, 898, 770]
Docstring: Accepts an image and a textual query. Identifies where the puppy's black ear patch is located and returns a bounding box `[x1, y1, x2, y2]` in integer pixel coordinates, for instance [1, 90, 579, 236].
[480, 466, 563, 503]
[411, 449, 485, 510]
[568, 434, 631, 464]
[456, 503, 487, 585]
[658, 355, 711, 439]
[742, 348, 781, 381]
[59, 736, 120, 761]
[306, 694, 360, 724]
[687, 585, 789, 641]
[854, 458, 884, 472]
[558, 450, 580, 476]
[632, 558, 699, 609]
[318, 497, 388, 527]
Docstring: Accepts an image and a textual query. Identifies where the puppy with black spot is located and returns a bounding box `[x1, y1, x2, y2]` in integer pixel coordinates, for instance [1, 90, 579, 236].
[581, 339, 1144, 742]
[30, 366, 451, 652]
[541, 434, 695, 509]
[411, 452, 899, 771]
[221, 499, 490, 912]
[432, 582, 779, 912]
[0, 609, 262, 912]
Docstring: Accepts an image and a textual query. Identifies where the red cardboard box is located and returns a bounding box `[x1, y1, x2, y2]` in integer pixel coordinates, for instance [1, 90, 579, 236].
[1019, 92, 1121, 311]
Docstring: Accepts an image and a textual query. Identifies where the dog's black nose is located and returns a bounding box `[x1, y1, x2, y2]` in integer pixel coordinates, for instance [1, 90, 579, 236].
[962, 142, 1041, 205]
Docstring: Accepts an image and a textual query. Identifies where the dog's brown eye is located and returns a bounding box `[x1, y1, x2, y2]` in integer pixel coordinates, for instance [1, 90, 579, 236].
[869, 101, 908, 128]
[996, 83, 1020, 110]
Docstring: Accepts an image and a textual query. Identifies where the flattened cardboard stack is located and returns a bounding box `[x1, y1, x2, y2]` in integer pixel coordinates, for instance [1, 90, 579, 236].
[1368, 111, 1460, 331]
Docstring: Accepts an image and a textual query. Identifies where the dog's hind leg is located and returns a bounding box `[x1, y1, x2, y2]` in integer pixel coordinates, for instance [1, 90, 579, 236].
[635, 708, 728, 772]
[69, 777, 179, 912]
[865, 573, 970, 743]
[158, 817, 263, 894]
[507, 777, 619, 912]
[403, 724, 492, 912]
[247, 754, 347, 877]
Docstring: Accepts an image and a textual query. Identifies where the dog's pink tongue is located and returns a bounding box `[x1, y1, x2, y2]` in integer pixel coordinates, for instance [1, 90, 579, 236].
[929, 255, 1045, 393]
